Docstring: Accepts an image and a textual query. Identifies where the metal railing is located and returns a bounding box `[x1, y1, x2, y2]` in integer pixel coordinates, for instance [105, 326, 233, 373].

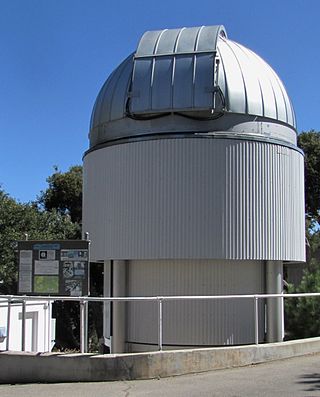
[1, 292, 320, 353]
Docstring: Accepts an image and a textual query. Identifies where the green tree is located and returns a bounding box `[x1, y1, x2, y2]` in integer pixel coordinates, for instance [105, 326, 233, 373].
[284, 130, 320, 339]
[38, 165, 83, 224]
[36, 165, 103, 350]
[285, 263, 320, 339]
[298, 130, 320, 226]
[0, 189, 79, 294]
[297, 130, 320, 264]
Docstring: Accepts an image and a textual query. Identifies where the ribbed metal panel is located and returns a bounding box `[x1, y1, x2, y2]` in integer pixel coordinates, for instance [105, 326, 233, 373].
[89, 25, 297, 149]
[126, 259, 265, 347]
[130, 26, 225, 114]
[136, 26, 225, 57]
[83, 138, 305, 262]
[90, 54, 133, 129]
[223, 142, 305, 260]
[217, 39, 295, 126]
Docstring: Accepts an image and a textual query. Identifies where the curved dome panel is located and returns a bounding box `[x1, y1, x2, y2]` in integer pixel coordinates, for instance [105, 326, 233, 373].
[217, 39, 295, 126]
[89, 25, 297, 149]
[90, 54, 133, 129]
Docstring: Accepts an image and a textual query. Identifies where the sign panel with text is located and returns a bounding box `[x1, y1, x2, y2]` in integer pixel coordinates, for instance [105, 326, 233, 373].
[17, 240, 89, 296]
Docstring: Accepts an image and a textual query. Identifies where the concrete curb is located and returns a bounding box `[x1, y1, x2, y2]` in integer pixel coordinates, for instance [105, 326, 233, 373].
[1, 337, 320, 384]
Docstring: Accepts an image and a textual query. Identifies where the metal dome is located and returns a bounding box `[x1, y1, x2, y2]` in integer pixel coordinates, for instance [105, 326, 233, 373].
[89, 25, 297, 150]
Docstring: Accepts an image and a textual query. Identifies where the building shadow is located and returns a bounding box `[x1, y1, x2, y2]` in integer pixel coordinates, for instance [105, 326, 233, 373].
[297, 373, 320, 392]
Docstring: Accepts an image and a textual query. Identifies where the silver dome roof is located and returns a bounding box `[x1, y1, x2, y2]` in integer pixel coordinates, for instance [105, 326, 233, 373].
[89, 25, 297, 149]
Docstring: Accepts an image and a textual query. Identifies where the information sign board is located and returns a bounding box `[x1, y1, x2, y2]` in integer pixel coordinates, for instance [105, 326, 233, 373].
[17, 240, 89, 296]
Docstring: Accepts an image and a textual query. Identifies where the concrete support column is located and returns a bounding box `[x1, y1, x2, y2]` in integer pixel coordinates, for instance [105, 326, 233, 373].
[266, 260, 284, 343]
[102, 260, 111, 352]
[111, 260, 127, 353]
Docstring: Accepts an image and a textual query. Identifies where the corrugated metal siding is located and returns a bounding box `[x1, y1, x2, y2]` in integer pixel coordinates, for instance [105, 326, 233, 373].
[223, 142, 305, 259]
[126, 259, 265, 346]
[83, 138, 305, 262]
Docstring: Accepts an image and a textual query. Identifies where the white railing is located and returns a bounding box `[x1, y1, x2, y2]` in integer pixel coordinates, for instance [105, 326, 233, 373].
[1, 293, 320, 353]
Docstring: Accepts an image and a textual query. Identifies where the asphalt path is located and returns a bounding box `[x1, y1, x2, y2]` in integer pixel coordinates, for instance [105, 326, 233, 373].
[1, 353, 320, 397]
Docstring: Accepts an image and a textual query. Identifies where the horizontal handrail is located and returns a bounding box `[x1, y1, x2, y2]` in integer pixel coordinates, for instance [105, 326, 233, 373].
[1, 292, 319, 354]
[0, 302, 47, 307]
[1, 292, 320, 302]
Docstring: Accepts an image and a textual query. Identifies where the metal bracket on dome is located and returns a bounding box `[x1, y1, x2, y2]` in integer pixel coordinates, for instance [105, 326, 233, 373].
[205, 86, 221, 93]
[127, 25, 227, 119]
[127, 90, 139, 98]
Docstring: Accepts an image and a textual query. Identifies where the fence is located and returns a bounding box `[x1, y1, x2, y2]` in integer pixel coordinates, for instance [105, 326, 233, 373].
[1, 293, 320, 354]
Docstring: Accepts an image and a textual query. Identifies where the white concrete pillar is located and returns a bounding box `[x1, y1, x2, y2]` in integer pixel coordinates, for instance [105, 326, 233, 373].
[266, 260, 284, 343]
[111, 260, 127, 353]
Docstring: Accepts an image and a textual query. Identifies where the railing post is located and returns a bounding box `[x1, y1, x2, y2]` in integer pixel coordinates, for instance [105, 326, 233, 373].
[43, 302, 48, 351]
[48, 300, 54, 352]
[254, 296, 259, 345]
[47, 300, 52, 352]
[80, 300, 88, 353]
[84, 300, 88, 352]
[6, 298, 11, 351]
[158, 298, 163, 351]
[21, 299, 26, 351]
[80, 300, 84, 353]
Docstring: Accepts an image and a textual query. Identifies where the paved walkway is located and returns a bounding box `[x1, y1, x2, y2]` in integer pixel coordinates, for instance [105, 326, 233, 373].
[1, 353, 320, 396]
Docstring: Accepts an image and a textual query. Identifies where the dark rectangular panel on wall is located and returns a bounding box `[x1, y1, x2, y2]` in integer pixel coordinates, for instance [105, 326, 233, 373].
[17, 240, 89, 296]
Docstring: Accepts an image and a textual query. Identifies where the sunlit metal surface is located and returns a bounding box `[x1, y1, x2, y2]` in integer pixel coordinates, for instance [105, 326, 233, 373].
[83, 25, 305, 350]
[89, 25, 296, 149]
[83, 138, 305, 262]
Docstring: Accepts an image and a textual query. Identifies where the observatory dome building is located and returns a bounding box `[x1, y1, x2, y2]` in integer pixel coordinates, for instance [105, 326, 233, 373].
[83, 26, 305, 353]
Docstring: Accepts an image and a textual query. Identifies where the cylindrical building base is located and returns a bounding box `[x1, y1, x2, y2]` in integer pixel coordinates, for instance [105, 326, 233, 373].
[126, 259, 265, 351]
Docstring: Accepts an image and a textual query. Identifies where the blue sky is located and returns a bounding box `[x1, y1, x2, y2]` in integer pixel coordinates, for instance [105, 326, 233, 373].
[1, 0, 319, 203]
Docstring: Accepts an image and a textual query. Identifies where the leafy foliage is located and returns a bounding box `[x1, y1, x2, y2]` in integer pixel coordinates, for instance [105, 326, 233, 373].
[38, 165, 83, 224]
[298, 130, 320, 226]
[0, 165, 103, 351]
[0, 189, 80, 294]
[285, 131, 320, 340]
[285, 263, 320, 339]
